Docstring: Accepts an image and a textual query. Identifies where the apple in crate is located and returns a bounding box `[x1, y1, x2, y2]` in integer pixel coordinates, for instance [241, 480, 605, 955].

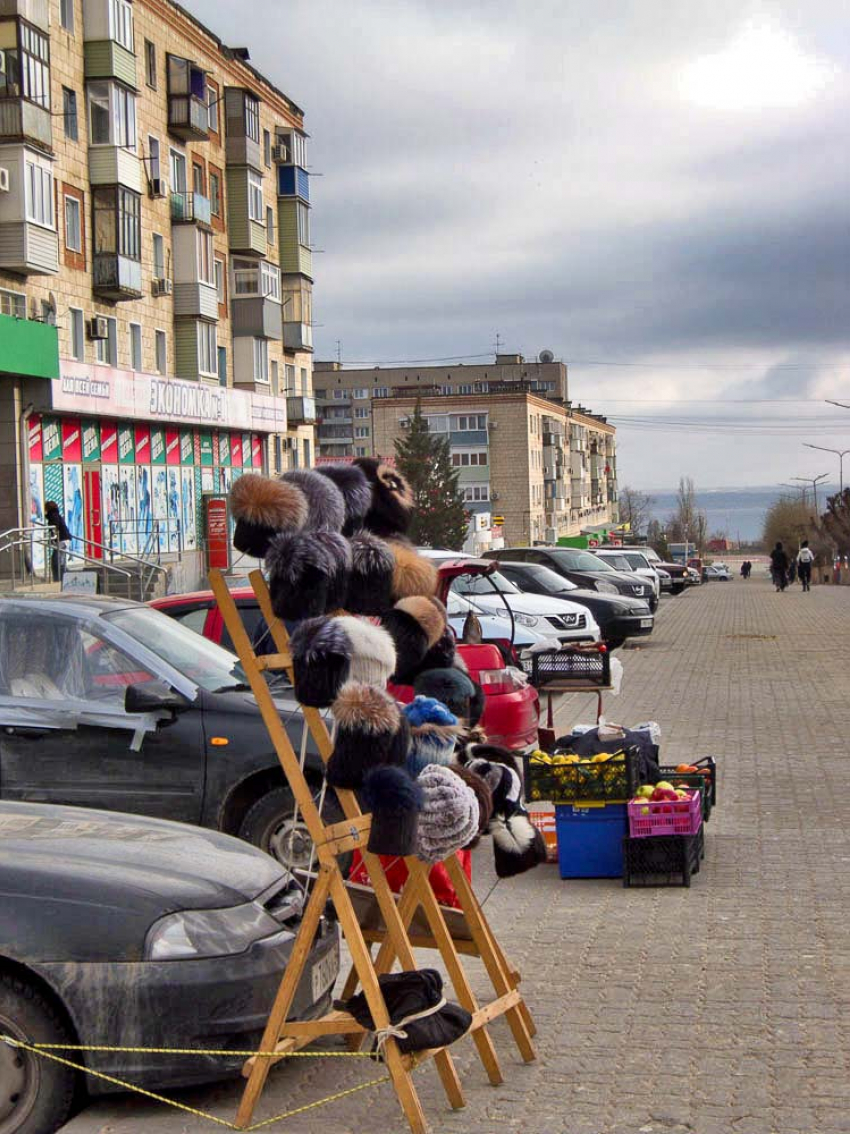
[635, 785, 654, 800]
[651, 787, 679, 803]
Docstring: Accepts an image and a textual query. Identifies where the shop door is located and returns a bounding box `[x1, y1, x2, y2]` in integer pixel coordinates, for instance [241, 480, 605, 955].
[84, 468, 103, 559]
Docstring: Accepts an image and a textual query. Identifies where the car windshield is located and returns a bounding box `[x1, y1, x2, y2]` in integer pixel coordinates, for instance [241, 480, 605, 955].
[502, 563, 578, 593]
[547, 549, 614, 573]
[103, 606, 249, 693]
[600, 553, 633, 571]
[621, 553, 650, 570]
[450, 570, 521, 596]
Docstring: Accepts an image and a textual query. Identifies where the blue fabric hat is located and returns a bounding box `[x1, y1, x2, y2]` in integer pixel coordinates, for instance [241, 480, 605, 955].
[403, 696, 461, 776]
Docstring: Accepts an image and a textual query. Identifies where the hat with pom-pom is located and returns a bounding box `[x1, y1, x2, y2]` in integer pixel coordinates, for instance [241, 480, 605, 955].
[229, 474, 307, 558]
[326, 682, 410, 790]
[361, 765, 422, 857]
[289, 617, 352, 708]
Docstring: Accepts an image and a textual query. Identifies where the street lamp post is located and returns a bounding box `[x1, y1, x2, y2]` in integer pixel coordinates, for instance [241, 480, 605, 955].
[791, 473, 829, 515]
[803, 443, 849, 494]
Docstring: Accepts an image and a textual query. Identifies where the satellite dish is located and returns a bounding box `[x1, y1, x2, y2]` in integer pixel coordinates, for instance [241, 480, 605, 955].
[538, 349, 555, 364]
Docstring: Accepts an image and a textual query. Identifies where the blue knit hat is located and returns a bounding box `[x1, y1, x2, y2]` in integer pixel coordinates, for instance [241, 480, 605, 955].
[403, 696, 462, 776]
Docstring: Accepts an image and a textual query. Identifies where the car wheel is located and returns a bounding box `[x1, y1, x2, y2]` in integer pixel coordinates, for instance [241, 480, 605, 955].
[605, 638, 625, 651]
[671, 585, 685, 595]
[0, 972, 77, 1134]
[238, 786, 351, 876]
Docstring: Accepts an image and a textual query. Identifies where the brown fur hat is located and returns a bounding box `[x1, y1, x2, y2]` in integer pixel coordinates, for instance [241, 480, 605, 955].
[229, 474, 308, 558]
[395, 596, 446, 649]
[388, 541, 438, 601]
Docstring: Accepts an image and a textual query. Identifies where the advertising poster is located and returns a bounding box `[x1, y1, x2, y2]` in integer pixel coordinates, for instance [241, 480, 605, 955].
[165, 429, 180, 465]
[136, 466, 153, 552]
[167, 467, 182, 552]
[181, 466, 197, 552]
[119, 465, 138, 555]
[61, 418, 82, 463]
[63, 464, 85, 563]
[231, 434, 243, 467]
[118, 426, 135, 464]
[28, 415, 43, 463]
[218, 432, 231, 467]
[82, 420, 100, 463]
[42, 418, 62, 462]
[29, 464, 46, 572]
[180, 429, 195, 464]
[201, 467, 214, 494]
[102, 465, 120, 552]
[152, 466, 169, 554]
[199, 431, 214, 466]
[101, 422, 118, 464]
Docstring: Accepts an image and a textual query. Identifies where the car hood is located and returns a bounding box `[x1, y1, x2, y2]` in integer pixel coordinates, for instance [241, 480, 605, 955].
[447, 612, 539, 648]
[563, 588, 649, 613]
[470, 592, 596, 621]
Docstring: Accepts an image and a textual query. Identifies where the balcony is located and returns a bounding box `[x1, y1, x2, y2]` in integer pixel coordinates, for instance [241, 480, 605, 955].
[170, 191, 212, 227]
[277, 165, 310, 201]
[284, 322, 313, 351]
[232, 295, 282, 340]
[0, 0, 49, 28]
[287, 396, 317, 425]
[223, 88, 261, 168]
[318, 426, 353, 444]
[88, 147, 141, 191]
[93, 253, 142, 300]
[0, 221, 58, 275]
[0, 312, 58, 378]
[84, 41, 137, 87]
[168, 94, 209, 141]
[0, 99, 52, 150]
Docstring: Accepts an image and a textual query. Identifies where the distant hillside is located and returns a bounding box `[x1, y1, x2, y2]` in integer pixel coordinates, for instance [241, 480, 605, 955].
[643, 485, 840, 543]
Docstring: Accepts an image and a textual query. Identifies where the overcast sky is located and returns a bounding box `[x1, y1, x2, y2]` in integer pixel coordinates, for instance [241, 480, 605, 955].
[187, 0, 850, 489]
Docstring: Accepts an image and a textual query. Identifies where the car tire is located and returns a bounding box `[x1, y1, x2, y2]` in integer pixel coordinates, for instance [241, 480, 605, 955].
[0, 971, 77, 1134]
[605, 638, 625, 651]
[238, 786, 351, 876]
[671, 585, 685, 595]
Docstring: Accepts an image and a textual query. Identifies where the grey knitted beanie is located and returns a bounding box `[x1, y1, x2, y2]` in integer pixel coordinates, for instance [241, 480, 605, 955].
[333, 616, 397, 688]
[415, 764, 480, 864]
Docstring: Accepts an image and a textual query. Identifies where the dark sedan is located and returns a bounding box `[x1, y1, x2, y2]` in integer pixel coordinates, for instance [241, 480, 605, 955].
[0, 801, 339, 1134]
[494, 561, 654, 649]
[483, 546, 656, 605]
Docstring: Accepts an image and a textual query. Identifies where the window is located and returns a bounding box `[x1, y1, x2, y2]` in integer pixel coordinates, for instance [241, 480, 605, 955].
[148, 136, 160, 182]
[87, 82, 136, 148]
[70, 308, 85, 361]
[207, 80, 219, 134]
[299, 367, 308, 393]
[355, 446, 368, 458]
[64, 194, 81, 252]
[25, 163, 53, 227]
[354, 406, 369, 419]
[296, 201, 310, 246]
[62, 87, 78, 140]
[263, 129, 271, 167]
[197, 322, 217, 377]
[332, 388, 347, 400]
[353, 388, 369, 400]
[192, 161, 205, 195]
[247, 171, 264, 222]
[451, 451, 488, 467]
[214, 258, 224, 303]
[266, 205, 275, 247]
[95, 317, 118, 366]
[453, 414, 487, 431]
[354, 426, 369, 439]
[93, 186, 141, 260]
[244, 94, 260, 142]
[231, 258, 280, 300]
[253, 339, 269, 383]
[195, 229, 214, 285]
[463, 485, 490, 502]
[152, 233, 165, 278]
[285, 364, 296, 393]
[270, 359, 279, 393]
[129, 323, 142, 371]
[109, 0, 134, 51]
[169, 149, 187, 193]
[12, 23, 51, 110]
[209, 170, 221, 216]
[60, 0, 74, 32]
[145, 39, 156, 88]
[374, 387, 390, 398]
[457, 383, 473, 395]
[217, 346, 227, 387]
[155, 329, 167, 374]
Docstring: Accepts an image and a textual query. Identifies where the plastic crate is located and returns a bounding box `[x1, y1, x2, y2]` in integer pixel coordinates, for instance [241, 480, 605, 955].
[519, 647, 611, 690]
[627, 790, 702, 838]
[623, 829, 704, 887]
[658, 770, 712, 821]
[525, 748, 641, 805]
[555, 804, 627, 878]
[658, 757, 717, 809]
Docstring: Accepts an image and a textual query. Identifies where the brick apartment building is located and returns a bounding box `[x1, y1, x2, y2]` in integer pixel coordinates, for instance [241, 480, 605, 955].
[0, 0, 315, 589]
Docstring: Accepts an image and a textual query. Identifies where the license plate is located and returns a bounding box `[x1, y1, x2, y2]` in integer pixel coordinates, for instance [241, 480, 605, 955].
[311, 946, 338, 1002]
[640, 618, 653, 628]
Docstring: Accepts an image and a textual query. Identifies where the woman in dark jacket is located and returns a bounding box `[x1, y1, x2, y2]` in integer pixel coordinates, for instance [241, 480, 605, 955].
[769, 542, 790, 592]
[44, 501, 71, 581]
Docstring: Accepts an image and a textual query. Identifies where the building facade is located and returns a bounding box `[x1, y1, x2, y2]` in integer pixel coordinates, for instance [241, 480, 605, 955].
[0, 0, 315, 588]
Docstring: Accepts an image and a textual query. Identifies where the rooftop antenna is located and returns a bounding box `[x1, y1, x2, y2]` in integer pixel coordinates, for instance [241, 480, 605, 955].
[336, 339, 342, 365]
[494, 331, 502, 356]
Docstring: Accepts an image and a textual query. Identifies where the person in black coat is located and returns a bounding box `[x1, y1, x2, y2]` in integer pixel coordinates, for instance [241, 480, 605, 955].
[44, 501, 71, 582]
[769, 542, 790, 592]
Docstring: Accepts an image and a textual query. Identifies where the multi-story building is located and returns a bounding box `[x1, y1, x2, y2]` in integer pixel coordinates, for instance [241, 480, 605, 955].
[314, 354, 618, 548]
[0, 0, 315, 588]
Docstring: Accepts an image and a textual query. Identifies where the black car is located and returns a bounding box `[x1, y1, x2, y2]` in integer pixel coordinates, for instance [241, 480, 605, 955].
[483, 546, 656, 605]
[0, 800, 339, 1134]
[494, 561, 654, 649]
[0, 595, 340, 871]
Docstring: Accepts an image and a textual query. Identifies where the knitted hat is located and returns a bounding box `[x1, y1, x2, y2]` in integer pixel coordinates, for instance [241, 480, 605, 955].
[388, 541, 438, 601]
[229, 474, 308, 558]
[289, 617, 352, 708]
[361, 766, 422, 857]
[403, 695, 462, 776]
[414, 667, 483, 725]
[266, 530, 351, 620]
[353, 458, 414, 538]
[415, 764, 480, 864]
[346, 531, 396, 615]
[280, 468, 346, 533]
[447, 764, 493, 841]
[419, 629, 457, 673]
[315, 463, 372, 534]
[326, 682, 410, 790]
[333, 616, 396, 688]
[491, 811, 547, 878]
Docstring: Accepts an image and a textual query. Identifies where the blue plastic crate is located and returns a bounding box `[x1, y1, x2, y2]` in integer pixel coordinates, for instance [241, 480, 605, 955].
[555, 803, 628, 879]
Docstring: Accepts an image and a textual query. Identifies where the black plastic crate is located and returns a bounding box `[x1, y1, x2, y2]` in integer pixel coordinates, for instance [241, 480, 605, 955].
[658, 756, 717, 810]
[518, 647, 611, 690]
[622, 828, 704, 888]
[524, 747, 642, 805]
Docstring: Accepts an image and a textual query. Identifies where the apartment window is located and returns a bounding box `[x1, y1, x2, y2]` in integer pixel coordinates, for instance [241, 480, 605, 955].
[354, 406, 369, 419]
[155, 329, 167, 374]
[247, 171, 264, 222]
[70, 307, 85, 361]
[93, 186, 141, 260]
[207, 80, 219, 134]
[88, 82, 136, 148]
[285, 364, 296, 393]
[62, 87, 78, 140]
[152, 233, 165, 278]
[463, 485, 490, 502]
[12, 24, 51, 110]
[457, 384, 473, 395]
[374, 387, 389, 398]
[253, 339, 269, 383]
[148, 136, 160, 181]
[299, 367, 308, 393]
[332, 388, 347, 400]
[197, 322, 217, 377]
[454, 414, 487, 431]
[196, 230, 214, 285]
[354, 426, 369, 439]
[192, 161, 205, 195]
[144, 39, 156, 88]
[96, 317, 118, 365]
[296, 201, 310, 246]
[169, 149, 187, 193]
[244, 94, 260, 143]
[353, 388, 368, 400]
[209, 170, 221, 216]
[263, 129, 271, 167]
[266, 205, 275, 247]
[270, 359, 279, 393]
[355, 447, 368, 458]
[60, 0, 74, 32]
[64, 194, 82, 252]
[109, 0, 134, 51]
[451, 451, 488, 467]
[473, 382, 489, 393]
[25, 163, 53, 227]
[217, 346, 227, 388]
[129, 323, 142, 371]
[214, 258, 224, 304]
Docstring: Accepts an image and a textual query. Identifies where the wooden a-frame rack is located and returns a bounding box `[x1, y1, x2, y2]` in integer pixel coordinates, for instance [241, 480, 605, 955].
[209, 569, 536, 1133]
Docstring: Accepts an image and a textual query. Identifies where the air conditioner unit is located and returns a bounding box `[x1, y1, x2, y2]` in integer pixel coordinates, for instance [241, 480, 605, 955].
[152, 277, 173, 297]
[87, 316, 109, 341]
[148, 177, 168, 199]
[0, 167, 9, 193]
[271, 144, 289, 163]
[488, 420, 498, 429]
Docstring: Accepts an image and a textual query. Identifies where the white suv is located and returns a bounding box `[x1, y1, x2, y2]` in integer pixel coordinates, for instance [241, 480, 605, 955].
[594, 549, 661, 610]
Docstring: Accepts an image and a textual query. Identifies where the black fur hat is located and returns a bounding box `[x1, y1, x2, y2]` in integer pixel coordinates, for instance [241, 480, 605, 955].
[290, 617, 352, 707]
[280, 468, 346, 533]
[361, 765, 423, 857]
[229, 474, 308, 558]
[346, 531, 396, 615]
[381, 609, 429, 684]
[312, 531, 353, 610]
[315, 463, 372, 534]
[326, 682, 411, 790]
[266, 530, 351, 621]
[465, 756, 523, 817]
[419, 629, 457, 672]
[491, 811, 547, 878]
[414, 667, 484, 726]
[353, 458, 415, 538]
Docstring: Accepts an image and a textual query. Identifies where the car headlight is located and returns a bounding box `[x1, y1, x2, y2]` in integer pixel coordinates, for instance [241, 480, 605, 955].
[595, 580, 619, 594]
[145, 902, 282, 961]
[629, 604, 651, 615]
[513, 612, 539, 627]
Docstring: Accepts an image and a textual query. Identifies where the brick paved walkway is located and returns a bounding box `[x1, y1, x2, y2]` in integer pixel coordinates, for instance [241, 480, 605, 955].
[63, 578, 850, 1134]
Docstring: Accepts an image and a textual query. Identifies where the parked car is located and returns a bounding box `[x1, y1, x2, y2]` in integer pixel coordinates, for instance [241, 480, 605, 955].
[487, 561, 655, 649]
[631, 546, 689, 594]
[703, 564, 732, 581]
[482, 546, 656, 605]
[0, 595, 340, 872]
[656, 567, 673, 593]
[0, 799, 339, 1134]
[593, 548, 660, 610]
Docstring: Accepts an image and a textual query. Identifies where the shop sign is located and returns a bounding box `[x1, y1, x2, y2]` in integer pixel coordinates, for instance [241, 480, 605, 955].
[28, 414, 43, 463]
[42, 417, 62, 461]
[82, 420, 100, 463]
[101, 424, 118, 463]
[134, 426, 151, 463]
[242, 433, 252, 467]
[199, 431, 214, 466]
[165, 429, 180, 465]
[150, 428, 166, 465]
[179, 429, 195, 465]
[61, 570, 98, 595]
[61, 418, 82, 463]
[118, 426, 135, 464]
[493, 515, 505, 527]
[231, 433, 243, 467]
[218, 432, 231, 467]
[205, 496, 229, 570]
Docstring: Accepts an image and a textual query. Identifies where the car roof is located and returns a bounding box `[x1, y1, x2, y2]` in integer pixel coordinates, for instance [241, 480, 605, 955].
[152, 587, 254, 606]
[0, 593, 140, 618]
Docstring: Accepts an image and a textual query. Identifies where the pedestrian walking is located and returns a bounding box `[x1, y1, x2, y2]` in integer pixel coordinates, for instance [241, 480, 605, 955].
[740, 561, 747, 580]
[769, 542, 790, 592]
[797, 540, 814, 592]
[44, 500, 71, 582]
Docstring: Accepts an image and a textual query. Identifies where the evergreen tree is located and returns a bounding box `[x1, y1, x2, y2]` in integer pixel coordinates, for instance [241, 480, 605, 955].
[394, 400, 469, 549]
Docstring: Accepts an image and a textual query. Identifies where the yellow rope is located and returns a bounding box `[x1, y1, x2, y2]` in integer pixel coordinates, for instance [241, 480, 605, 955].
[1, 1040, 371, 1057]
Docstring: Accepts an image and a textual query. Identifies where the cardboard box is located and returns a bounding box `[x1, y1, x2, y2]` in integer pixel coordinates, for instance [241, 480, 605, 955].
[528, 802, 558, 863]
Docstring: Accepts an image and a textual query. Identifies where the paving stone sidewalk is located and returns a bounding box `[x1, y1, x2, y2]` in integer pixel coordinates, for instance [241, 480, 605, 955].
[63, 577, 850, 1134]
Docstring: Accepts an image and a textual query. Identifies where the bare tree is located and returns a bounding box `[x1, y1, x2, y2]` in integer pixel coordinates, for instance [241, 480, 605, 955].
[667, 476, 708, 552]
[618, 486, 654, 535]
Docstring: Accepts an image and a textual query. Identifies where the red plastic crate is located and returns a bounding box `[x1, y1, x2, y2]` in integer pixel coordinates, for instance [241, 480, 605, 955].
[627, 790, 702, 838]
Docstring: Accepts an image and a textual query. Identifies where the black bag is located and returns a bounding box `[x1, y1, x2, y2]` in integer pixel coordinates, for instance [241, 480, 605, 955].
[334, 969, 472, 1054]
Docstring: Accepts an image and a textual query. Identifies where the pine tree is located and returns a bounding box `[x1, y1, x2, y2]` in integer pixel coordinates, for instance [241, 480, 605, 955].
[394, 400, 470, 549]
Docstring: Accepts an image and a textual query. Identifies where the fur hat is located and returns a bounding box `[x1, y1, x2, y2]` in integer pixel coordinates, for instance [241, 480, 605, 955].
[491, 811, 547, 878]
[315, 463, 372, 534]
[380, 610, 429, 685]
[280, 469, 346, 533]
[361, 766, 422, 857]
[415, 764, 480, 864]
[346, 531, 396, 615]
[403, 695, 462, 776]
[395, 596, 446, 649]
[326, 682, 410, 789]
[419, 629, 457, 673]
[289, 617, 352, 707]
[414, 667, 484, 726]
[447, 764, 494, 843]
[466, 756, 523, 817]
[266, 530, 351, 620]
[312, 531, 353, 610]
[229, 474, 308, 558]
[333, 616, 396, 688]
[388, 541, 438, 601]
[353, 458, 415, 538]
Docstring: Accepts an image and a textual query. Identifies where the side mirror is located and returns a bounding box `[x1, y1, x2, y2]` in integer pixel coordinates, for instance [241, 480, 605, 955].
[125, 681, 189, 715]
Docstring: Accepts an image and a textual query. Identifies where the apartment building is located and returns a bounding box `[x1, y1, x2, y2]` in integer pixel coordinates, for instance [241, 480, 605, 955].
[314, 355, 618, 548]
[0, 0, 315, 587]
